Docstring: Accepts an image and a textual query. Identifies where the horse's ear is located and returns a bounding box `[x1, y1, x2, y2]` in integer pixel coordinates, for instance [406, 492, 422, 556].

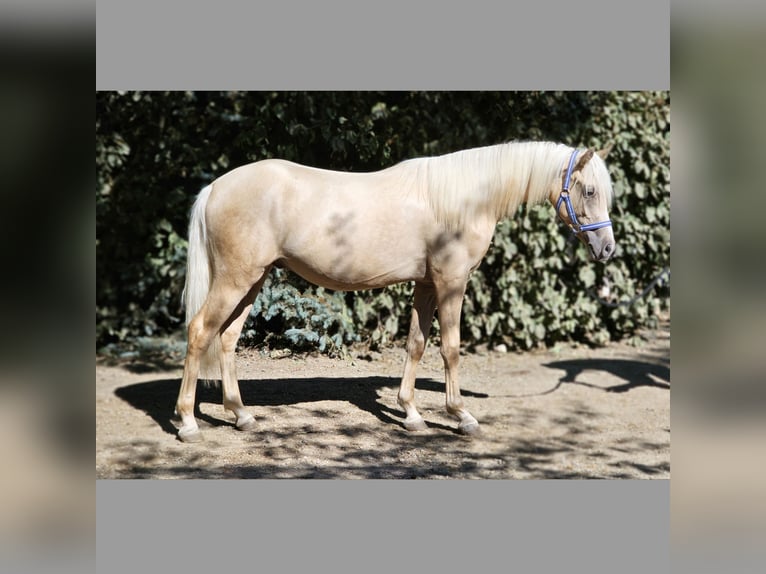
[596, 143, 614, 160]
[574, 148, 594, 172]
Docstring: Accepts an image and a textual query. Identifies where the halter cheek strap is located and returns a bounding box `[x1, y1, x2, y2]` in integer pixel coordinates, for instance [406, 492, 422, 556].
[556, 149, 612, 233]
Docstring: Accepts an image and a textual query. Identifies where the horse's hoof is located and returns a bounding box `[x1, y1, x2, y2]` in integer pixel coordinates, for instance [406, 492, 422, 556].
[178, 427, 203, 443]
[458, 421, 481, 436]
[236, 415, 257, 432]
[404, 418, 428, 432]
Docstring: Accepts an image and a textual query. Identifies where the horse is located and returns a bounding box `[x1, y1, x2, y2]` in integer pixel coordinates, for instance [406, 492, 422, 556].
[175, 141, 615, 442]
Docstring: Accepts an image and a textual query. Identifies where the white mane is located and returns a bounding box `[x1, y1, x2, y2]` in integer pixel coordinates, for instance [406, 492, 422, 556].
[407, 141, 612, 229]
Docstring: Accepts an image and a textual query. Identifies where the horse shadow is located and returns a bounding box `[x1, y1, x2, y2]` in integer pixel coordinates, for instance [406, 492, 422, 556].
[539, 358, 670, 395]
[114, 375, 489, 438]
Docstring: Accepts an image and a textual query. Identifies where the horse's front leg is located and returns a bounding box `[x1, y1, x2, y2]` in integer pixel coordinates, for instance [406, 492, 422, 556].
[435, 278, 480, 435]
[397, 282, 437, 431]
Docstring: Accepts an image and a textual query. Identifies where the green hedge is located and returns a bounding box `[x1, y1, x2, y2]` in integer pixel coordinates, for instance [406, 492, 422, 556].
[96, 91, 669, 354]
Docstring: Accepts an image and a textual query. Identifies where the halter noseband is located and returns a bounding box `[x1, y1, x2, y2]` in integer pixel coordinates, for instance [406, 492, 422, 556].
[556, 150, 612, 233]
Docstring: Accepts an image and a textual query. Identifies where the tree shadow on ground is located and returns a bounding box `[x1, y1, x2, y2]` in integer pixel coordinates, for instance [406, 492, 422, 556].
[114, 375, 490, 438]
[107, 365, 669, 480]
[103, 398, 670, 479]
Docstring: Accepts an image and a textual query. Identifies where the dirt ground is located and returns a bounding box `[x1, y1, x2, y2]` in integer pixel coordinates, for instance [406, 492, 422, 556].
[96, 320, 669, 479]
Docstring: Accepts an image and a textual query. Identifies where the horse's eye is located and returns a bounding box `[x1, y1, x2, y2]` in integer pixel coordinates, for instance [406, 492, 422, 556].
[584, 185, 596, 198]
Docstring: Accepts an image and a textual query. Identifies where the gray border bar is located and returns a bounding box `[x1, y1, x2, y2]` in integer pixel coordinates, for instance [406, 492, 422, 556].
[97, 480, 669, 572]
[96, 0, 669, 90]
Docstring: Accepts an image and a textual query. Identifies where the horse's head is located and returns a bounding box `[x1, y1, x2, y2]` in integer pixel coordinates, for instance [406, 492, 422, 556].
[551, 146, 616, 262]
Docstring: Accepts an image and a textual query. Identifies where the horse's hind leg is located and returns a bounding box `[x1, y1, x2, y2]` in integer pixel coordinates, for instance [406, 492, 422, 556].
[219, 272, 270, 432]
[397, 283, 437, 431]
[220, 302, 256, 431]
[175, 282, 254, 442]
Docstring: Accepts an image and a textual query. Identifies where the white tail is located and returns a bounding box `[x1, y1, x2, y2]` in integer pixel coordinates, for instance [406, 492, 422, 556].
[182, 184, 221, 379]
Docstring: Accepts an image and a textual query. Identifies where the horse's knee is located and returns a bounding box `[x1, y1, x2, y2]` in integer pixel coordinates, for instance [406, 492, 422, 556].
[440, 344, 460, 367]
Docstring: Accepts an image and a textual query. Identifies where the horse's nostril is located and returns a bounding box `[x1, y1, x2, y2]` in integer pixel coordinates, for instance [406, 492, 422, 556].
[604, 243, 613, 255]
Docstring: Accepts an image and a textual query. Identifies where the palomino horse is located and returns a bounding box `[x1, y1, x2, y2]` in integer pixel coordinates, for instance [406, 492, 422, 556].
[175, 141, 615, 442]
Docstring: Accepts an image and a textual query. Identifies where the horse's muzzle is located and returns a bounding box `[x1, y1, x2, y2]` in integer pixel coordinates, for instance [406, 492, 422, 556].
[582, 228, 616, 262]
[589, 241, 615, 262]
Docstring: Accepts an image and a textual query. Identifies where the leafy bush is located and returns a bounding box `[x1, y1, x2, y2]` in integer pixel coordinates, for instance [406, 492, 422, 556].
[96, 91, 669, 353]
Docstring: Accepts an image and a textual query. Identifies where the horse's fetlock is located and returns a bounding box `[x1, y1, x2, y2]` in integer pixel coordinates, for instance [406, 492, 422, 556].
[446, 399, 464, 415]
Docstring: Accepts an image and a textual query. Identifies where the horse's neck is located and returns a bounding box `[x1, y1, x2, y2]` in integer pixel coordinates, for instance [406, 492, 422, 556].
[419, 142, 568, 228]
[490, 142, 567, 220]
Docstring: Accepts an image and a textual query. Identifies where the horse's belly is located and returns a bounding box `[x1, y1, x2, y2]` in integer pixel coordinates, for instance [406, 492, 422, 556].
[279, 195, 430, 289]
[283, 251, 427, 291]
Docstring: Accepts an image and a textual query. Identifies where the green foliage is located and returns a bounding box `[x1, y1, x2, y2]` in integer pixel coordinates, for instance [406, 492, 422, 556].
[242, 269, 360, 355]
[96, 91, 670, 353]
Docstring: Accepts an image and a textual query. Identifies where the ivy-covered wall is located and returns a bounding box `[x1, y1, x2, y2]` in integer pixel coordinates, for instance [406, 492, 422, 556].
[96, 91, 669, 353]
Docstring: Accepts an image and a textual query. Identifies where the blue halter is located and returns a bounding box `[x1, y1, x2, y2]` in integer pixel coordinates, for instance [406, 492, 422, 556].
[556, 150, 612, 233]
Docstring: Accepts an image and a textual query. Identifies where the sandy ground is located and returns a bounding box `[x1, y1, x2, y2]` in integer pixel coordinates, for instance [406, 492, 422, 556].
[96, 320, 669, 479]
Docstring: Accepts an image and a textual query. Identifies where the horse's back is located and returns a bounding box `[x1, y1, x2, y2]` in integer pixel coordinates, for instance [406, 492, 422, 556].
[209, 158, 424, 220]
